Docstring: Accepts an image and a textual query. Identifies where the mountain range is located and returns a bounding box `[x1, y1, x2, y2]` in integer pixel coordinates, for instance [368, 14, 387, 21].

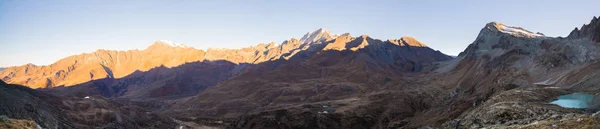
[1, 29, 450, 101]
[1, 16, 600, 128]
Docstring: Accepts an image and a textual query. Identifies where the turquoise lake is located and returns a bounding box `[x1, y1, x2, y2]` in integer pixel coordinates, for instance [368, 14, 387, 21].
[550, 93, 595, 108]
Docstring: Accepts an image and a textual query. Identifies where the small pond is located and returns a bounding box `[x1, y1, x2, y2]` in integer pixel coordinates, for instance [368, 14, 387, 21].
[550, 93, 595, 108]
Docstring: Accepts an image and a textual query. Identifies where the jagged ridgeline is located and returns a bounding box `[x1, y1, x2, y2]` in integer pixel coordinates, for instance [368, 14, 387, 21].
[1, 28, 450, 101]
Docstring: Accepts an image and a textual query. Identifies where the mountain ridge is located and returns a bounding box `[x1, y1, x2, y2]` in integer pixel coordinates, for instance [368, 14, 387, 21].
[1, 28, 451, 102]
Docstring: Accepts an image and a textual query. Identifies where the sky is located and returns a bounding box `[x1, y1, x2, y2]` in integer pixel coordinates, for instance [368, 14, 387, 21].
[1, 0, 599, 67]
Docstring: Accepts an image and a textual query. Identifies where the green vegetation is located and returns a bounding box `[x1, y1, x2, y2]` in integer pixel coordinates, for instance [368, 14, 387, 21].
[0, 115, 9, 122]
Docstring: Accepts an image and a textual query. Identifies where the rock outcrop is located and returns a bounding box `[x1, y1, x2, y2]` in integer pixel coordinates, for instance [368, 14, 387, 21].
[568, 16, 600, 43]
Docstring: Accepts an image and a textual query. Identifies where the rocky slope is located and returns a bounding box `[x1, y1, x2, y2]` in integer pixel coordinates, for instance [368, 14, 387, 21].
[0, 80, 177, 128]
[425, 16, 600, 128]
[0, 117, 39, 129]
[167, 33, 450, 120]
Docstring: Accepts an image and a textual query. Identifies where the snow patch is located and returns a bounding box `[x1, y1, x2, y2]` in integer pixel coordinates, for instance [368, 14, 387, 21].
[300, 28, 338, 44]
[497, 25, 545, 38]
[268, 44, 279, 49]
[533, 72, 568, 86]
[158, 40, 188, 48]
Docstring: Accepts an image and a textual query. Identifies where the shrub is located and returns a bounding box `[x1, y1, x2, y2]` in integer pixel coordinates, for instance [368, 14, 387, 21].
[0, 115, 9, 122]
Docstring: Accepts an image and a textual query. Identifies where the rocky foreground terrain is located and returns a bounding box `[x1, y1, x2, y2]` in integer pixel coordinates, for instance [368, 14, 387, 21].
[0, 16, 599, 129]
[0, 116, 39, 129]
[0, 80, 177, 128]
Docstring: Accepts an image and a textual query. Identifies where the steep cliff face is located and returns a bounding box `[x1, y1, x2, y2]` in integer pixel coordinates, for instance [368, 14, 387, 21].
[568, 16, 600, 43]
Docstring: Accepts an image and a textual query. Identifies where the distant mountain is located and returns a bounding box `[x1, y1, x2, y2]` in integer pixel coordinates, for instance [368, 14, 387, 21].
[169, 33, 451, 118]
[299, 28, 338, 45]
[1, 28, 451, 101]
[0, 67, 5, 71]
[0, 41, 206, 89]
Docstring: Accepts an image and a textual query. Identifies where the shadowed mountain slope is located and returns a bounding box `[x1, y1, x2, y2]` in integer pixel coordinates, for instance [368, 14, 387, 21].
[166, 34, 450, 119]
[5, 28, 451, 102]
[0, 80, 177, 129]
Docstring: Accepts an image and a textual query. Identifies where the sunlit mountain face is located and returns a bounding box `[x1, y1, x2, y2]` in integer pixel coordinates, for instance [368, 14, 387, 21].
[1, 1, 600, 128]
[2, 28, 451, 100]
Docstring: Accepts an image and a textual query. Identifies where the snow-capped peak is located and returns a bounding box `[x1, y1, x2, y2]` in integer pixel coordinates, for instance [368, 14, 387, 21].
[157, 40, 188, 48]
[488, 22, 545, 38]
[299, 28, 338, 45]
[499, 25, 545, 37]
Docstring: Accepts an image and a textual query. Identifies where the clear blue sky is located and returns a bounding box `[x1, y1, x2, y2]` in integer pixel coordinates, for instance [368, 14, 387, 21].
[1, 0, 598, 67]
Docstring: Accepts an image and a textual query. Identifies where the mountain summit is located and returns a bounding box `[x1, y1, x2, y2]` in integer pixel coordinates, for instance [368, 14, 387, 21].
[299, 28, 338, 45]
[568, 16, 600, 42]
[484, 22, 545, 38]
[151, 40, 189, 48]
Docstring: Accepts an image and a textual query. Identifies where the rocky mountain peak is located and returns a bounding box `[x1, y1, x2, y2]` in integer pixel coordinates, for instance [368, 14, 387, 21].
[400, 36, 427, 47]
[457, 22, 549, 60]
[386, 36, 427, 47]
[315, 28, 328, 33]
[283, 38, 300, 45]
[339, 33, 352, 37]
[568, 16, 600, 42]
[358, 34, 370, 39]
[148, 40, 189, 49]
[299, 28, 337, 45]
[484, 22, 504, 31]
